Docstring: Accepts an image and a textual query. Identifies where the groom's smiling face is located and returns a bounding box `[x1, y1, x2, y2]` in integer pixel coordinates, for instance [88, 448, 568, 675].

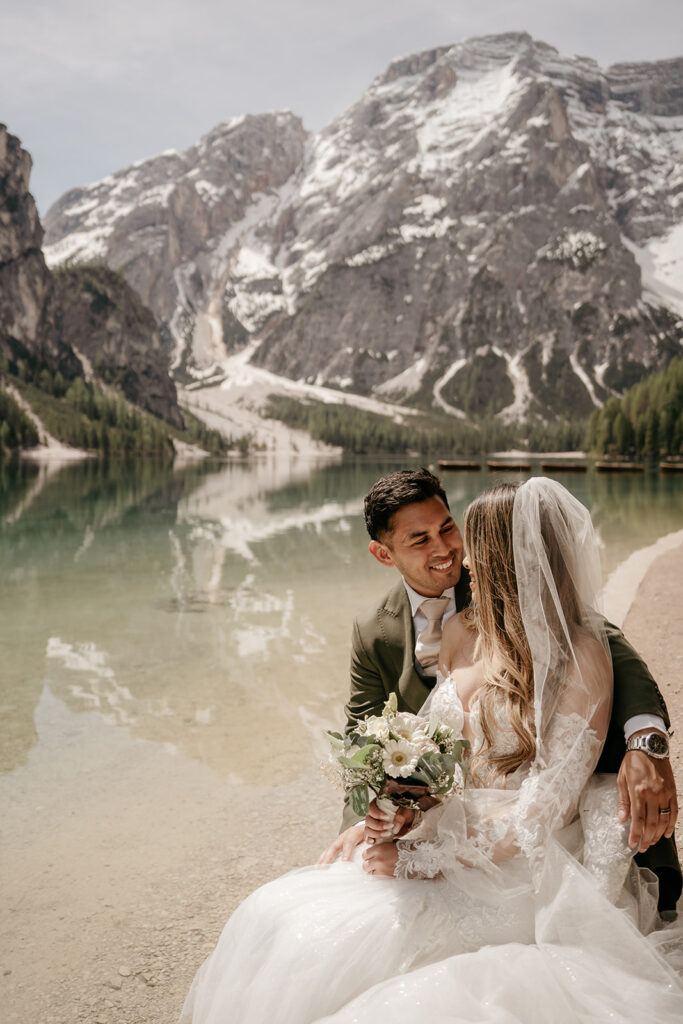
[368, 496, 464, 597]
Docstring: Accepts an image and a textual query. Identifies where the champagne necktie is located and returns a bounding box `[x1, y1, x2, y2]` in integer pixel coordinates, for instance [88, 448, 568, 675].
[414, 596, 451, 673]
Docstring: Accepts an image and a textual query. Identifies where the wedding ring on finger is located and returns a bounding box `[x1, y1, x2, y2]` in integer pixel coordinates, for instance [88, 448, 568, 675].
[658, 807, 672, 815]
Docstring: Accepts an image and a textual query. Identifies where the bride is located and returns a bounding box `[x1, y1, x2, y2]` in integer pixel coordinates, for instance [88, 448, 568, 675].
[180, 478, 683, 1023]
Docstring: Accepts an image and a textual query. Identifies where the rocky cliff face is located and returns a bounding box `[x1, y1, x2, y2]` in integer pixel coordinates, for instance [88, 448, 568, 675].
[49, 265, 184, 427]
[1, 125, 183, 427]
[0, 125, 80, 377]
[43, 34, 683, 420]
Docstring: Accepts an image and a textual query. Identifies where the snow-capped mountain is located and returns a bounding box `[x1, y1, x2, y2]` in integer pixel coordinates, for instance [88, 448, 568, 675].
[44, 33, 683, 420]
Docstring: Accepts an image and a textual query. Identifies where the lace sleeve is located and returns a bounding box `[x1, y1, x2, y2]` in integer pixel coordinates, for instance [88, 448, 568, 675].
[395, 638, 612, 882]
[395, 803, 449, 879]
[510, 711, 603, 862]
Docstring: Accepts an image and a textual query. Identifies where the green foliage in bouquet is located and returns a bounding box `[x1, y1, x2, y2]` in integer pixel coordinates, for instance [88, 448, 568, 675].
[326, 693, 469, 818]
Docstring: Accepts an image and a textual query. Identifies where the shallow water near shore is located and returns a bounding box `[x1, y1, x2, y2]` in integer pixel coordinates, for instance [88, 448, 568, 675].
[1, 456, 682, 1023]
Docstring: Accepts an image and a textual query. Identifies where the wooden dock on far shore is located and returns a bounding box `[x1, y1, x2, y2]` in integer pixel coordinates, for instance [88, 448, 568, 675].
[435, 457, 679, 474]
[539, 461, 588, 472]
[595, 461, 645, 472]
[486, 460, 531, 471]
[437, 460, 482, 470]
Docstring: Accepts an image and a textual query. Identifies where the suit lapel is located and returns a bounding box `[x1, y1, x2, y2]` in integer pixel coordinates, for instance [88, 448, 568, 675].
[377, 581, 432, 714]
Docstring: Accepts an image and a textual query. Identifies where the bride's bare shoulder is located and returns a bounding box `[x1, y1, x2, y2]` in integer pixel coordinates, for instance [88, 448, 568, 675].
[440, 609, 477, 666]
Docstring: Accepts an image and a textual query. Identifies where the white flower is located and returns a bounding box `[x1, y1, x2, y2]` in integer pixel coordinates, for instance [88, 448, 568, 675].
[430, 703, 464, 738]
[390, 713, 429, 743]
[382, 739, 420, 778]
[363, 716, 390, 740]
[413, 735, 439, 755]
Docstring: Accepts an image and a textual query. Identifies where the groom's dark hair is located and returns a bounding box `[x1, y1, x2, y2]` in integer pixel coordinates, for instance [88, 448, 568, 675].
[364, 468, 450, 540]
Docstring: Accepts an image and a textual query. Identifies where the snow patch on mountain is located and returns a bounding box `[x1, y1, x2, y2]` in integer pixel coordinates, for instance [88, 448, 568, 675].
[188, 343, 420, 418]
[497, 351, 533, 423]
[345, 244, 395, 268]
[46, 226, 110, 266]
[412, 61, 526, 178]
[192, 303, 225, 370]
[569, 347, 602, 407]
[432, 359, 468, 418]
[375, 356, 433, 401]
[622, 226, 683, 317]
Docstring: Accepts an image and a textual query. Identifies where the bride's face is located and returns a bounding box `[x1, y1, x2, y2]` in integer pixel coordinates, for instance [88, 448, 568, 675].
[462, 554, 477, 601]
[368, 496, 464, 597]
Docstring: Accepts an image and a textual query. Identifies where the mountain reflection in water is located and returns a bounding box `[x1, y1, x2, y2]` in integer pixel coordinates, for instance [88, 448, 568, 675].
[1, 457, 681, 780]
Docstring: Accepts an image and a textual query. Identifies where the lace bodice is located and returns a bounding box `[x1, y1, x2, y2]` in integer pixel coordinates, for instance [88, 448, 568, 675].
[429, 671, 519, 781]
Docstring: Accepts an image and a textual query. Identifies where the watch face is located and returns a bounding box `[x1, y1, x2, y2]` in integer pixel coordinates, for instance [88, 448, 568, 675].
[647, 733, 669, 756]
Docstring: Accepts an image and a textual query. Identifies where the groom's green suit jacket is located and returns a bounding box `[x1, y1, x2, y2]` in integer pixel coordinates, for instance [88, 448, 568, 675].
[342, 572, 681, 912]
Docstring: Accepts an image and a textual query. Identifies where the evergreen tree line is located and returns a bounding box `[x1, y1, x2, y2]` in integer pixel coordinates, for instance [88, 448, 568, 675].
[585, 358, 683, 458]
[182, 411, 234, 455]
[266, 397, 518, 455]
[266, 397, 589, 457]
[1, 360, 230, 458]
[0, 386, 40, 456]
[60, 375, 173, 454]
[4, 348, 679, 461]
[269, 360, 682, 459]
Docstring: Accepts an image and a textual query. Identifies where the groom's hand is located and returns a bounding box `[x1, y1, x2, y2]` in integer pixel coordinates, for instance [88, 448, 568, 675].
[617, 745, 678, 851]
[316, 823, 365, 865]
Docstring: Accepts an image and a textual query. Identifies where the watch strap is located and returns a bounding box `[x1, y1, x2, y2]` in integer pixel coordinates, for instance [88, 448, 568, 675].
[626, 732, 669, 758]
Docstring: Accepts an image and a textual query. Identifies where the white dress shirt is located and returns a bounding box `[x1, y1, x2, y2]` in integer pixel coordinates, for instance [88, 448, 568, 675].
[624, 713, 668, 740]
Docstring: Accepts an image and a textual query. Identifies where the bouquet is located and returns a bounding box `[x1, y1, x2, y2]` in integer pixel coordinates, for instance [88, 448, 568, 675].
[325, 693, 469, 820]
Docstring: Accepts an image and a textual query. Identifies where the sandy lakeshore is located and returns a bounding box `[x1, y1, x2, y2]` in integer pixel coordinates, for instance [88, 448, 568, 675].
[2, 542, 682, 1024]
[622, 541, 683, 859]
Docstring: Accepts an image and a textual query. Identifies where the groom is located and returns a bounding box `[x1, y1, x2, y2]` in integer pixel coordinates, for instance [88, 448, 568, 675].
[323, 468, 681, 913]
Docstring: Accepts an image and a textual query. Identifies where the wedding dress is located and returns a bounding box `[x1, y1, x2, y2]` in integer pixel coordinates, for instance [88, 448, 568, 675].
[179, 480, 683, 1024]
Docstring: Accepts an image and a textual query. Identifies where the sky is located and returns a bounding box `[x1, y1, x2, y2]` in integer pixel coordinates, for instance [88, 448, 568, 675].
[1, 0, 682, 216]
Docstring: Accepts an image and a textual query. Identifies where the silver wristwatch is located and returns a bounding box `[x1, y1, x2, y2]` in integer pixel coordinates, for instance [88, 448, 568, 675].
[625, 732, 670, 759]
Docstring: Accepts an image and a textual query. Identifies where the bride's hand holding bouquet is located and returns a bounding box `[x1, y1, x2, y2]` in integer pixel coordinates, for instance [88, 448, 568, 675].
[325, 694, 468, 876]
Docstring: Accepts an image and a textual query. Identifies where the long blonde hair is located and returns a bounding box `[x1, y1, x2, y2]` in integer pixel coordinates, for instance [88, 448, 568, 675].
[464, 482, 584, 780]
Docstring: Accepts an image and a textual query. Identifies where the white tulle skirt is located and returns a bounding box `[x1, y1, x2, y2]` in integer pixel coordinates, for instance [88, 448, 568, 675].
[179, 837, 683, 1024]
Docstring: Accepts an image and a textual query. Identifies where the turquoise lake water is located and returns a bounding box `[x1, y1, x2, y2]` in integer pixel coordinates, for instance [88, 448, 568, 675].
[1, 456, 682, 781]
